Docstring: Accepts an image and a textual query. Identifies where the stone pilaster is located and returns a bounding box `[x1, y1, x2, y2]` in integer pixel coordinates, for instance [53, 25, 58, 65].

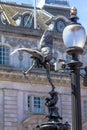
[3, 89, 18, 130]
[61, 93, 72, 123]
[0, 90, 4, 130]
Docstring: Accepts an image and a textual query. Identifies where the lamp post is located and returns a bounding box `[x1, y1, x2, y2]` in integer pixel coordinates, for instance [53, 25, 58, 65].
[63, 7, 86, 130]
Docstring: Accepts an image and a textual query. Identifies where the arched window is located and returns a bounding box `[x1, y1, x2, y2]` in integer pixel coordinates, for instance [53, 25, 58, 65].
[0, 46, 10, 65]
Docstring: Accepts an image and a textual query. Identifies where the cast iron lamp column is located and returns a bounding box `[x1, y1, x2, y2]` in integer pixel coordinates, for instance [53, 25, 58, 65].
[63, 7, 86, 130]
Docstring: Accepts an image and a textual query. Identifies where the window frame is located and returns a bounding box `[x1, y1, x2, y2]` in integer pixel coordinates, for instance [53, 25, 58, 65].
[0, 45, 10, 65]
[25, 94, 45, 114]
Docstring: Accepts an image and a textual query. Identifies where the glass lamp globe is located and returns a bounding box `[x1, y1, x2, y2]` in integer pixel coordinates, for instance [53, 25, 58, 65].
[63, 24, 86, 48]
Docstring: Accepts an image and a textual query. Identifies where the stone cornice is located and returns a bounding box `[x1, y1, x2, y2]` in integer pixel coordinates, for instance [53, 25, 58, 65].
[0, 24, 62, 40]
[0, 24, 86, 44]
[0, 69, 70, 87]
[0, 24, 43, 38]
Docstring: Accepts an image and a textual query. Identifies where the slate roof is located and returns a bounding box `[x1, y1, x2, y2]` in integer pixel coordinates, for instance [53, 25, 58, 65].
[0, 2, 52, 29]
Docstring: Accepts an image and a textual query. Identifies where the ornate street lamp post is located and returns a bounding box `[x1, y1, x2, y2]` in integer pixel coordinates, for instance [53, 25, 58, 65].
[63, 7, 86, 130]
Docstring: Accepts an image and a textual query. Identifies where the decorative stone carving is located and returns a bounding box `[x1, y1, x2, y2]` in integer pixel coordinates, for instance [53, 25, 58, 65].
[5, 36, 39, 49]
[5, 37, 18, 47]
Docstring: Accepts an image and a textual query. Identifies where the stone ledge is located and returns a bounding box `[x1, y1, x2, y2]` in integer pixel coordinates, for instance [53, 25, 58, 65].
[0, 69, 70, 86]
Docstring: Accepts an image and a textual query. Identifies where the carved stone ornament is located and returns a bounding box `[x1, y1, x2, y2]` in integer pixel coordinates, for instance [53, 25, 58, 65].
[5, 36, 39, 48]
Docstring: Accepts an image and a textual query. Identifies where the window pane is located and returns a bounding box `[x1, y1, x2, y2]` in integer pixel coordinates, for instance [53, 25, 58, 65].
[0, 46, 10, 65]
[34, 97, 44, 114]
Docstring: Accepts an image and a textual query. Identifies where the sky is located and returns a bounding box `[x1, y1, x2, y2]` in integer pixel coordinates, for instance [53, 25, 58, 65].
[2, 0, 87, 33]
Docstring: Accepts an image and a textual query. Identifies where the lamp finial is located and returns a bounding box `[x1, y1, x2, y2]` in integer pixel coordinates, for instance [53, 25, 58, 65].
[70, 6, 77, 16]
[70, 6, 79, 22]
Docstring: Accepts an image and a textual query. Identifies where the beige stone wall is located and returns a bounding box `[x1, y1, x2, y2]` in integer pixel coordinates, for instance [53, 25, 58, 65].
[0, 68, 71, 129]
[0, 70, 71, 130]
[0, 69, 87, 130]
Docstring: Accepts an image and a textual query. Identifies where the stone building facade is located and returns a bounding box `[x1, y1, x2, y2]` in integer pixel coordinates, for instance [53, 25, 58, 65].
[0, 1, 87, 130]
